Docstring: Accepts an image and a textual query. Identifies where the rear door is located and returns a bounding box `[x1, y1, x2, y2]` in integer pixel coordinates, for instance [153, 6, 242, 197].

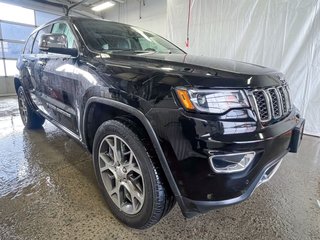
[17, 32, 36, 94]
[26, 25, 52, 110]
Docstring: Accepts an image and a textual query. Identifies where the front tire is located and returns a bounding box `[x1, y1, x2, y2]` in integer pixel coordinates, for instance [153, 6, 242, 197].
[93, 120, 174, 229]
[17, 86, 45, 129]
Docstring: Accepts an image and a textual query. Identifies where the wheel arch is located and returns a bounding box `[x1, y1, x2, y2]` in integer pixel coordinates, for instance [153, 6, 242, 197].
[14, 77, 22, 94]
[82, 97, 182, 203]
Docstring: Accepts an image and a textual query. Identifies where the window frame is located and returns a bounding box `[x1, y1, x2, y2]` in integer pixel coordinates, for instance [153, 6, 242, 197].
[23, 32, 36, 54]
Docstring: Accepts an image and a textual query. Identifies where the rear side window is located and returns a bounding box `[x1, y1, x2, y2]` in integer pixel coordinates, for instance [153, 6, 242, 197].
[32, 25, 52, 54]
[52, 22, 76, 49]
[23, 32, 36, 54]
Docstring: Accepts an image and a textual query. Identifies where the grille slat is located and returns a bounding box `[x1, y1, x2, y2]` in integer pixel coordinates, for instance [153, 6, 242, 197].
[278, 86, 291, 115]
[268, 88, 282, 119]
[251, 86, 291, 123]
[252, 90, 271, 122]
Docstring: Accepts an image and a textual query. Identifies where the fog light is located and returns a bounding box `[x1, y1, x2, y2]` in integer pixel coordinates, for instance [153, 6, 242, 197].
[209, 151, 256, 173]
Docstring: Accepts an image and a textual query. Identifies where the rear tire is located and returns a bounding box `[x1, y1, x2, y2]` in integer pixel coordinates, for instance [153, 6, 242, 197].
[17, 86, 45, 129]
[93, 120, 175, 229]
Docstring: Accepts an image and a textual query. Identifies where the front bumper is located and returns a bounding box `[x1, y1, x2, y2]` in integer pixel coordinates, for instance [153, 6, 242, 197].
[181, 156, 284, 217]
[146, 108, 304, 217]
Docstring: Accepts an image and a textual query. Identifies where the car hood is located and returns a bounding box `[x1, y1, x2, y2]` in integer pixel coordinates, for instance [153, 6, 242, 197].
[98, 53, 284, 88]
[139, 53, 278, 75]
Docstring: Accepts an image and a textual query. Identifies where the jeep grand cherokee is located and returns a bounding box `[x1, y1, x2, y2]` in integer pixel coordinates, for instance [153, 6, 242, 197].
[15, 17, 305, 229]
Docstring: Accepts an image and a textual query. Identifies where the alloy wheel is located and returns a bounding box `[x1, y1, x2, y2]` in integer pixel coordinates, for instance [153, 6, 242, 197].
[98, 135, 145, 215]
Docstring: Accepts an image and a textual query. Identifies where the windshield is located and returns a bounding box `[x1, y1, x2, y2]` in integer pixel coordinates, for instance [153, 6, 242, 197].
[74, 19, 184, 54]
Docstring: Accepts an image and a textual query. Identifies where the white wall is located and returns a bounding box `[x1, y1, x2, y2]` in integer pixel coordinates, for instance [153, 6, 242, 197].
[0, 77, 14, 96]
[103, 0, 167, 37]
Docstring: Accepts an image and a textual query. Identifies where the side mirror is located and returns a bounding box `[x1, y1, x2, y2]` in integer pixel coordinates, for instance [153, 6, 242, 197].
[39, 33, 78, 57]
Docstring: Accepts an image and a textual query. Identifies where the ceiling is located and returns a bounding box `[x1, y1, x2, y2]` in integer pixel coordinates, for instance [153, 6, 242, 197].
[39, 0, 125, 10]
[0, 0, 124, 19]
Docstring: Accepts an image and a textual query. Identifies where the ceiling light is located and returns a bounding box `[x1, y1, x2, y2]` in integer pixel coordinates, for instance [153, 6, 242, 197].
[92, 1, 115, 11]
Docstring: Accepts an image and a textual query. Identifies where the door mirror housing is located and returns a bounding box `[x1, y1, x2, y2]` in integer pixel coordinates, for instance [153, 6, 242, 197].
[39, 33, 78, 57]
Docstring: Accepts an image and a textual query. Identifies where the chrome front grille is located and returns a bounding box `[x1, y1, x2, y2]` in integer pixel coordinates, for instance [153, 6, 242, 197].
[251, 86, 291, 123]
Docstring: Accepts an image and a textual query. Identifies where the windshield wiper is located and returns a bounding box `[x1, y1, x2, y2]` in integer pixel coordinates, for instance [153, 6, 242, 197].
[103, 49, 134, 53]
[133, 50, 156, 53]
[104, 49, 158, 54]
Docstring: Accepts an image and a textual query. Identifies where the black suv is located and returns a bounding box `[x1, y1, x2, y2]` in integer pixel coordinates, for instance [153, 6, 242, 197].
[16, 17, 305, 229]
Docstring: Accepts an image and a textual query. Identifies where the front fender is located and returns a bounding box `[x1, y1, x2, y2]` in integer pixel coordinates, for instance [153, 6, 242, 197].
[81, 97, 185, 211]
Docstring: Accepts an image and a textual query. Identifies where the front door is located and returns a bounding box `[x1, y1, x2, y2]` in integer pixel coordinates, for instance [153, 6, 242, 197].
[33, 22, 79, 135]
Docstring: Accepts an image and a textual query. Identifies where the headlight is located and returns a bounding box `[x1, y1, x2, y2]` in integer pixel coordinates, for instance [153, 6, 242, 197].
[175, 88, 250, 114]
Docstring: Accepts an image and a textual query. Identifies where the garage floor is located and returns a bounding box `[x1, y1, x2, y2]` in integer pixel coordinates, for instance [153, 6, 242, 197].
[0, 96, 319, 240]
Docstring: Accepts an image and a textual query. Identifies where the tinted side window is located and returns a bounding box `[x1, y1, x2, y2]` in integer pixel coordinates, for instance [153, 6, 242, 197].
[24, 33, 36, 54]
[32, 25, 52, 54]
[52, 22, 76, 49]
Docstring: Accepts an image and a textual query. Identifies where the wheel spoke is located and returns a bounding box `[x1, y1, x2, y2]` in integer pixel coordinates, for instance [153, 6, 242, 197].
[106, 136, 115, 151]
[127, 181, 144, 204]
[100, 152, 115, 168]
[128, 152, 134, 164]
[107, 136, 121, 163]
[100, 164, 117, 176]
[120, 142, 131, 160]
[123, 185, 131, 201]
[123, 150, 131, 156]
[127, 161, 142, 176]
[123, 153, 140, 174]
[110, 182, 122, 209]
[116, 137, 123, 163]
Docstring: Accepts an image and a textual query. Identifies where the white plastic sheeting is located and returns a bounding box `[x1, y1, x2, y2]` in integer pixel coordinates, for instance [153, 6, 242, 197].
[167, 0, 320, 136]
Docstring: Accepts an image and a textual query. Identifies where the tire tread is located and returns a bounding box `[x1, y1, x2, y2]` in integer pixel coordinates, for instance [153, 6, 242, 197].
[93, 119, 175, 229]
[18, 86, 45, 129]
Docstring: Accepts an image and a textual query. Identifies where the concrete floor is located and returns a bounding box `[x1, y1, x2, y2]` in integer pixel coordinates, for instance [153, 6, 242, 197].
[0, 96, 319, 240]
